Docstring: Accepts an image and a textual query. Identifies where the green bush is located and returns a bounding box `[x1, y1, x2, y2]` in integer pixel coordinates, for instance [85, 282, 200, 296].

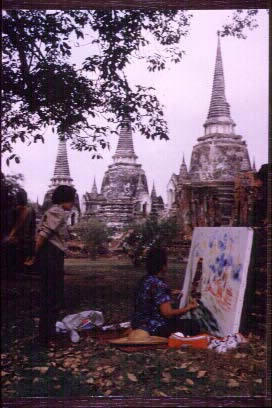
[73, 218, 111, 259]
[123, 216, 178, 266]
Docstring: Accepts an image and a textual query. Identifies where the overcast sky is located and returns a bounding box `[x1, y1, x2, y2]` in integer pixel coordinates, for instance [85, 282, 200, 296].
[2, 9, 269, 205]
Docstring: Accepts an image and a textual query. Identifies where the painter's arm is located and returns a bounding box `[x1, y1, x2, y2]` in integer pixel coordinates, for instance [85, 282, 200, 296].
[160, 298, 198, 319]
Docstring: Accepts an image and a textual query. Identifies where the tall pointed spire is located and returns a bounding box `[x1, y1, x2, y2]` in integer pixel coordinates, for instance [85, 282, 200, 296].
[50, 139, 74, 187]
[151, 182, 157, 199]
[179, 155, 190, 181]
[53, 140, 71, 178]
[113, 120, 138, 164]
[91, 178, 98, 195]
[207, 34, 230, 119]
[44, 138, 80, 215]
[204, 34, 236, 136]
[252, 157, 257, 172]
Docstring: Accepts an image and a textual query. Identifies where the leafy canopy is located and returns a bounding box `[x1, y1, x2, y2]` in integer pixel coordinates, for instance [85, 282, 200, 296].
[0, 172, 25, 235]
[2, 9, 192, 163]
[2, 9, 262, 164]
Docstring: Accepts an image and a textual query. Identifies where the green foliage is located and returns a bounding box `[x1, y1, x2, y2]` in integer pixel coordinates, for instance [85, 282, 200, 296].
[219, 9, 260, 39]
[73, 218, 111, 259]
[2, 9, 262, 164]
[124, 216, 178, 265]
[1, 172, 24, 196]
[2, 10, 192, 162]
[1, 172, 24, 235]
[1, 172, 24, 208]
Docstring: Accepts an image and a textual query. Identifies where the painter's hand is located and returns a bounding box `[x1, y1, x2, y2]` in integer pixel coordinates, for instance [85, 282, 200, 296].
[171, 289, 183, 297]
[186, 298, 199, 311]
[24, 257, 36, 266]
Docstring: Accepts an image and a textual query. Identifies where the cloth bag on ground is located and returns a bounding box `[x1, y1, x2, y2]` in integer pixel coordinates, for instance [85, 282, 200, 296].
[56, 310, 104, 343]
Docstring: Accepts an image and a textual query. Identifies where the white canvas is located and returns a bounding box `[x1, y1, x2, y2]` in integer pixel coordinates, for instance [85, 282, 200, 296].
[179, 227, 254, 337]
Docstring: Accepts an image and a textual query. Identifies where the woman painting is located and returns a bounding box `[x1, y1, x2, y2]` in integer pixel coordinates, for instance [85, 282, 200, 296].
[131, 247, 200, 337]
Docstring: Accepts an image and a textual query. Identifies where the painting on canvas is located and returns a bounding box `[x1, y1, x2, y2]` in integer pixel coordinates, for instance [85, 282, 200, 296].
[179, 227, 254, 337]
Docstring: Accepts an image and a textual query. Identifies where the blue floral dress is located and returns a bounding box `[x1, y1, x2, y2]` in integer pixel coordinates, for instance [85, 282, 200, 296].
[131, 274, 171, 334]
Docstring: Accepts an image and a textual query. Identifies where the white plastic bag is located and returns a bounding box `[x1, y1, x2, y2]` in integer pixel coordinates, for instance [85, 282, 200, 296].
[70, 330, 80, 343]
[61, 310, 104, 331]
[56, 310, 104, 342]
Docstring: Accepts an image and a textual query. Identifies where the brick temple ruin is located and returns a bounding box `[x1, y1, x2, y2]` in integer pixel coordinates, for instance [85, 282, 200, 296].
[166, 34, 267, 240]
[82, 120, 165, 230]
[41, 35, 267, 236]
[42, 140, 81, 225]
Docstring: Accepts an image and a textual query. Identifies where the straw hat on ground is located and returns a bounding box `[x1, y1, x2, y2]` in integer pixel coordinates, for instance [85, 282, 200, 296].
[109, 329, 167, 345]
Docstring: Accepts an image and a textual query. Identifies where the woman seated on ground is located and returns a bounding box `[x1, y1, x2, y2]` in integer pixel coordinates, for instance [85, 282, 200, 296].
[131, 247, 200, 338]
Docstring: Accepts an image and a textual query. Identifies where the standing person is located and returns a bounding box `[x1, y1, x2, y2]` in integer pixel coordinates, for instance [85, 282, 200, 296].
[131, 247, 200, 337]
[4, 189, 36, 279]
[29, 185, 76, 346]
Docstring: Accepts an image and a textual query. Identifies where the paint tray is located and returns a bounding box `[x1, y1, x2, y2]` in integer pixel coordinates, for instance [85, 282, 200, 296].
[168, 333, 209, 349]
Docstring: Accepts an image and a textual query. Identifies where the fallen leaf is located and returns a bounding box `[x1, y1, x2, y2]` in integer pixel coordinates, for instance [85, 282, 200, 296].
[254, 379, 262, 384]
[153, 389, 168, 397]
[188, 367, 198, 373]
[105, 390, 112, 396]
[1, 371, 9, 377]
[180, 362, 190, 369]
[54, 385, 61, 390]
[97, 366, 104, 371]
[33, 367, 49, 374]
[196, 370, 207, 378]
[86, 378, 94, 384]
[234, 353, 247, 359]
[227, 379, 240, 388]
[162, 372, 172, 383]
[175, 385, 190, 393]
[127, 373, 138, 382]
[185, 378, 194, 386]
[105, 367, 115, 374]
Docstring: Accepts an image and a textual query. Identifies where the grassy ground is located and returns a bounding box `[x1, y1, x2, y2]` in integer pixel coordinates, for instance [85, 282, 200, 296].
[1, 256, 268, 399]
